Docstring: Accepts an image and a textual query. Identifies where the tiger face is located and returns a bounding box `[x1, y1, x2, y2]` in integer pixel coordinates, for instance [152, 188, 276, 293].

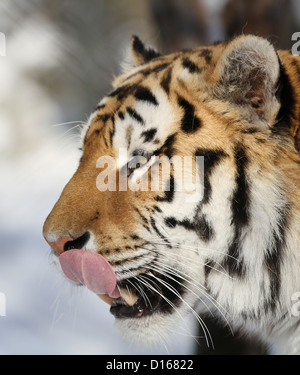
[43, 35, 300, 350]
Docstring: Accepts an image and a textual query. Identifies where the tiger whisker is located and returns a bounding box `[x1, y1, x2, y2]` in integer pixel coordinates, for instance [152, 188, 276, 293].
[154, 243, 229, 275]
[126, 277, 152, 308]
[150, 232, 240, 263]
[130, 264, 211, 345]
[104, 101, 119, 119]
[60, 134, 83, 144]
[136, 273, 203, 348]
[138, 245, 232, 318]
[51, 120, 86, 128]
[145, 262, 213, 313]
[144, 271, 214, 348]
[160, 316, 205, 350]
[153, 221, 240, 263]
[148, 256, 230, 317]
[146, 259, 233, 334]
[57, 124, 83, 141]
[127, 247, 233, 332]
[147, 238, 239, 271]
[144, 242, 234, 281]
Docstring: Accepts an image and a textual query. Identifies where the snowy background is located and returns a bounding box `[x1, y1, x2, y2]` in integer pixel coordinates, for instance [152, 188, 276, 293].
[0, 0, 299, 355]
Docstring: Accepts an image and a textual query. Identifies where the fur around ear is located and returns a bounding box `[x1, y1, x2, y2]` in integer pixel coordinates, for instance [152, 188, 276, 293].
[215, 35, 281, 127]
[119, 36, 161, 76]
[130, 35, 161, 66]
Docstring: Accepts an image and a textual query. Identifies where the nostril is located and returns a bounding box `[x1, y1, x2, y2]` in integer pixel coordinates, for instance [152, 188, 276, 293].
[46, 236, 73, 255]
[64, 231, 90, 251]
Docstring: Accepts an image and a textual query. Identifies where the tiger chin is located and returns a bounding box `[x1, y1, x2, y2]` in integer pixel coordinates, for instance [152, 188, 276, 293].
[43, 34, 300, 354]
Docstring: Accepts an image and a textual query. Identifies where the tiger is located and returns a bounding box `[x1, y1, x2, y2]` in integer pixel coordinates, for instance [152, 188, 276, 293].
[43, 34, 300, 354]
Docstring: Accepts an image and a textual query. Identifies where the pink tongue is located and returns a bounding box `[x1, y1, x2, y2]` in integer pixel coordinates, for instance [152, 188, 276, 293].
[59, 249, 120, 298]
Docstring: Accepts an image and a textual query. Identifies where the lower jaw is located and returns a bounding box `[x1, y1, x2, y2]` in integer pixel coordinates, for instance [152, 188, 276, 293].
[110, 301, 158, 319]
[112, 311, 176, 346]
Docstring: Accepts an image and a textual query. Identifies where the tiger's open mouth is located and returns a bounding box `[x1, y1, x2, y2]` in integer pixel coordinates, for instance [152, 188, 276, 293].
[57, 248, 168, 319]
[104, 272, 185, 319]
[106, 284, 162, 319]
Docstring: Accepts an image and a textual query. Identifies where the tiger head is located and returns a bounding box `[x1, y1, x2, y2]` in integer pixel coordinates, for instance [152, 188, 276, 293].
[43, 35, 300, 348]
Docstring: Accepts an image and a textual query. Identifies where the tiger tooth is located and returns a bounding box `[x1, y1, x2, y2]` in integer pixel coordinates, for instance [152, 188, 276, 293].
[119, 288, 138, 306]
[98, 289, 138, 307]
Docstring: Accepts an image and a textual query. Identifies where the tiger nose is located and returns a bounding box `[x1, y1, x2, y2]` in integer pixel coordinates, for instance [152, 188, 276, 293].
[46, 232, 90, 254]
[46, 237, 73, 255]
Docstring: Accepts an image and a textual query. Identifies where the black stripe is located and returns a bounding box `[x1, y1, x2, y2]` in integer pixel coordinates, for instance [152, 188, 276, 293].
[153, 205, 162, 213]
[160, 68, 172, 95]
[165, 217, 177, 228]
[231, 144, 250, 227]
[127, 107, 144, 125]
[196, 216, 214, 242]
[141, 128, 157, 143]
[95, 104, 105, 111]
[199, 48, 212, 64]
[108, 84, 135, 101]
[130, 234, 140, 240]
[178, 96, 202, 133]
[118, 111, 125, 120]
[222, 144, 249, 277]
[164, 215, 214, 242]
[154, 133, 177, 159]
[124, 63, 170, 83]
[195, 148, 228, 204]
[150, 217, 171, 246]
[141, 63, 169, 76]
[134, 86, 158, 106]
[109, 127, 115, 145]
[264, 206, 288, 312]
[155, 175, 175, 203]
[133, 206, 149, 226]
[131, 35, 161, 63]
[273, 58, 295, 135]
[96, 114, 110, 123]
[182, 57, 203, 74]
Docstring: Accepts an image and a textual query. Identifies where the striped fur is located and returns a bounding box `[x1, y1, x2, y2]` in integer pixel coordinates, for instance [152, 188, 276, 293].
[43, 35, 300, 353]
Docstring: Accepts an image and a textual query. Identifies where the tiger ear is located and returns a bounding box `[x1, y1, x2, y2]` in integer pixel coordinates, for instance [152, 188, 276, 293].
[130, 35, 161, 66]
[215, 35, 281, 127]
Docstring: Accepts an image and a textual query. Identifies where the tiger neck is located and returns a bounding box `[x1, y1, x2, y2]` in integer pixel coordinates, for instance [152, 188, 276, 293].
[204, 134, 299, 322]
